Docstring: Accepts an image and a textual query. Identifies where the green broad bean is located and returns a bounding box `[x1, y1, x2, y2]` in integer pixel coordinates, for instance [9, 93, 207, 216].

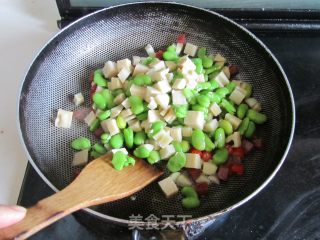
[215, 88, 230, 98]
[244, 121, 256, 138]
[71, 137, 91, 150]
[192, 58, 203, 74]
[183, 88, 194, 101]
[237, 104, 249, 119]
[195, 82, 211, 91]
[182, 186, 198, 198]
[134, 131, 147, 145]
[191, 104, 207, 113]
[220, 99, 236, 114]
[204, 74, 209, 82]
[191, 129, 206, 151]
[101, 133, 111, 141]
[90, 150, 101, 159]
[197, 47, 206, 58]
[226, 82, 237, 93]
[125, 81, 133, 97]
[101, 89, 114, 109]
[147, 150, 160, 164]
[214, 128, 226, 148]
[112, 151, 127, 171]
[219, 119, 233, 135]
[93, 70, 107, 87]
[92, 143, 107, 155]
[98, 110, 111, 121]
[182, 196, 200, 209]
[205, 92, 221, 103]
[116, 116, 126, 129]
[133, 75, 152, 86]
[205, 64, 222, 75]
[204, 134, 215, 151]
[89, 119, 100, 132]
[202, 56, 214, 68]
[247, 109, 267, 124]
[196, 95, 211, 108]
[213, 148, 228, 165]
[136, 112, 148, 121]
[167, 45, 176, 52]
[173, 71, 184, 81]
[113, 89, 124, 97]
[127, 156, 136, 166]
[148, 121, 165, 137]
[242, 82, 252, 98]
[172, 141, 183, 152]
[238, 117, 250, 135]
[167, 152, 186, 172]
[92, 92, 106, 110]
[134, 146, 151, 158]
[181, 140, 190, 153]
[128, 96, 144, 115]
[143, 57, 157, 65]
[163, 51, 178, 61]
[173, 104, 188, 118]
[109, 133, 124, 149]
[123, 128, 134, 148]
[209, 80, 220, 90]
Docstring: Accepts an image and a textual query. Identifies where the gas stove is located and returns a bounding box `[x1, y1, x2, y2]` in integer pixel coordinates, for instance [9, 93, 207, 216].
[18, 1, 320, 239]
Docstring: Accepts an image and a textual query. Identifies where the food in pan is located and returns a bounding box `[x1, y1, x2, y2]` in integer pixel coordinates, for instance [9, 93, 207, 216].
[57, 34, 267, 208]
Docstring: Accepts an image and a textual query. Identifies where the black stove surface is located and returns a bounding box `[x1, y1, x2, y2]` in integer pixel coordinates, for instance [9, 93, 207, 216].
[18, 32, 320, 239]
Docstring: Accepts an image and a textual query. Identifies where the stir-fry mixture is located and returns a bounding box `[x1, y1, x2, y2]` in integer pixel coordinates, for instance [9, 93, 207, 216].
[55, 34, 267, 209]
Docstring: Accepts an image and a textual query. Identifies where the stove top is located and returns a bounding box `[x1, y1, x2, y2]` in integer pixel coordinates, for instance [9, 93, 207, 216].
[18, 22, 320, 240]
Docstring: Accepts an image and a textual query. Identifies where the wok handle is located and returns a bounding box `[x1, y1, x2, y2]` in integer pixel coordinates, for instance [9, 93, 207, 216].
[0, 187, 90, 240]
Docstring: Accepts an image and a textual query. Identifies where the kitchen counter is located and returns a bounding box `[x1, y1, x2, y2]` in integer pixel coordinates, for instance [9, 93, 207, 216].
[0, 0, 59, 204]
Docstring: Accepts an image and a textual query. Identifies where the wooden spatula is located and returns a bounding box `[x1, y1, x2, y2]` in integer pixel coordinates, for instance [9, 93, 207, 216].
[0, 154, 163, 240]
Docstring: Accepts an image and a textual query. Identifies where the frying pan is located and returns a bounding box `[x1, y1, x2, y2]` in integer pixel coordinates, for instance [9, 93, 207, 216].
[18, 1, 295, 237]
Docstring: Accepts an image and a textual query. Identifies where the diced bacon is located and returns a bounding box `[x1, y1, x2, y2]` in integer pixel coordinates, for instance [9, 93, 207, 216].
[252, 137, 263, 149]
[73, 108, 91, 121]
[200, 151, 213, 162]
[242, 139, 254, 154]
[187, 168, 202, 181]
[217, 166, 229, 181]
[94, 127, 104, 138]
[195, 182, 209, 196]
[155, 50, 164, 60]
[230, 147, 245, 159]
[229, 163, 244, 175]
[229, 65, 240, 78]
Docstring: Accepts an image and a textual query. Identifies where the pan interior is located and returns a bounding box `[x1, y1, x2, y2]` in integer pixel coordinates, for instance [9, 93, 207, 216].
[19, 3, 293, 221]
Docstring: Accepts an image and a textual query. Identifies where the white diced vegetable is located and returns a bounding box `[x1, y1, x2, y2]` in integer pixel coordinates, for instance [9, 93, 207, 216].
[150, 60, 166, 71]
[202, 162, 218, 175]
[102, 61, 118, 78]
[229, 86, 246, 105]
[178, 56, 196, 71]
[208, 175, 220, 185]
[165, 61, 177, 71]
[133, 63, 149, 76]
[84, 111, 96, 126]
[130, 85, 146, 99]
[123, 114, 136, 122]
[214, 71, 230, 87]
[155, 94, 170, 109]
[129, 120, 142, 132]
[172, 78, 186, 90]
[197, 74, 205, 83]
[245, 97, 258, 108]
[116, 58, 132, 72]
[72, 149, 89, 166]
[154, 80, 171, 93]
[170, 127, 182, 142]
[163, 107, 176, 124]
[159, 107, 170, 117]
[223, 66, 230, 79]
[195, 174, 210, 184]
[176, 43, 184, 55]
[117, 67, 131, 83]
[108, 77, 122, 90]
[225, 113, 242, 129]
[226, 131, 241, 147]
[55, 109, 73, 128]
[110, 105, 123, 118]
[160, 144, 176, 160]
[100, 118, 119, 136]
[186, 78, 197, 89]
[185, 153, 202, 169]
[157, 132, 173, 148]
[114, 93, 126, 105]
[158, 177, 179, 198]
[142, 144, 154, 152]
[148, 110, 161, 123]
[182, 126, 193, 137]
[111, 148, 128, 155]
[209, 103, 222, 117]
[204, 119, 219, 133]
[132, 56, 141, 66]
[184, 43, 198, 57]
[166, 72, 174, 82]
[184, 111, 205, 130]
[120, 109, 133, 118]
[169, 172, 181, 182]
[152, 68, 170, 82]
[175, 174, 193, 187]
[252, 102, 261, 112]
[147, 97, 157, 110]
[172, 90, 187, 105]
[214, 53, 226, 63]
[73, 93, 84, 106]
[184, 70, 198, 82]
[145, 44, 155, 56]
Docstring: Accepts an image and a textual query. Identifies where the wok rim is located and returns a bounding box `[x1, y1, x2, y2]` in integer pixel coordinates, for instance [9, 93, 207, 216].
[17, 1, 295, 226]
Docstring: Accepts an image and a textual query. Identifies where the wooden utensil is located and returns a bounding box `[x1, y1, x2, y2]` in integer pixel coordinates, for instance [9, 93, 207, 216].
[0, 154, 163, 240]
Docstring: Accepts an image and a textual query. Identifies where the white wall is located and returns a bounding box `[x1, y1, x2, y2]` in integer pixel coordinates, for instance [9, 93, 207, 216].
[0, 0, 59, 204]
